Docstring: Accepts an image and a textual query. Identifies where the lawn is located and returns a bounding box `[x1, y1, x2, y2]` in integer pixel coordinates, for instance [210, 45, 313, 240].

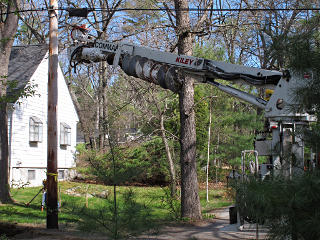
[0, 182, 232, 237]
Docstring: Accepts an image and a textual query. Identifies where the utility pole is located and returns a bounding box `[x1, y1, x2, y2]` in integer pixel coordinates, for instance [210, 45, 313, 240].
[47, 0, 59, 229]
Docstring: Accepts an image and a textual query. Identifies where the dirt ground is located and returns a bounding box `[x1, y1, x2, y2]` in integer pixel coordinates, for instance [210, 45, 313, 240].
[0, 207, 268, 240]
[0, 222, 106, 240]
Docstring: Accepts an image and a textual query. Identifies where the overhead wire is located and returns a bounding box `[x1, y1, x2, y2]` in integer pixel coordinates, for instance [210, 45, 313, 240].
[2, 6, 320, 16]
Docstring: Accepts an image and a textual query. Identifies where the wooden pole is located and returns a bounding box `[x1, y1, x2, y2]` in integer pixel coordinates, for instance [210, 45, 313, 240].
[47, 0, 59, 229]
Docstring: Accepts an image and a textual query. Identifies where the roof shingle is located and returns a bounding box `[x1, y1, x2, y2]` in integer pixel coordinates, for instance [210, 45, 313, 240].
[7, 45, 48, 101]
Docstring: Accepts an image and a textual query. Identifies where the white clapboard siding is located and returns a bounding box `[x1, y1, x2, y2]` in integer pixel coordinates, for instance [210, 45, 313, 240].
[9, 48, 79, 187]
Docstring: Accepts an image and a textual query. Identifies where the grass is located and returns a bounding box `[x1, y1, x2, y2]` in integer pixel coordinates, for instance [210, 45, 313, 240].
[200, 188, 233, 214]
[1, 181, 232, 236]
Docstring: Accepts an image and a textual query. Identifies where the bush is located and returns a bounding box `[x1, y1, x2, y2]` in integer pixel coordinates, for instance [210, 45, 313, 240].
[160, 187, 181, 220]
[74, 189, 153, 239]
[235, 170, 320, 240]
[75, 137, 175, 186]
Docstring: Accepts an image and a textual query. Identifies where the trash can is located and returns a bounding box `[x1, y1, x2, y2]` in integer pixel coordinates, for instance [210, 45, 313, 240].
[229, 206, 237, 224]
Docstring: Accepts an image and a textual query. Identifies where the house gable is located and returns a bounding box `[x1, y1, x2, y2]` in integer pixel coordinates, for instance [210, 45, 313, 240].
[8, 45, 79, 187]
[7, 45, 48, 101]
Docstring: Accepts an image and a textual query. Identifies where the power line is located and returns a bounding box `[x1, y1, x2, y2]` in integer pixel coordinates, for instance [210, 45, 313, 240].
[2, 7, 320, 16]
[94, 7, 320, 12]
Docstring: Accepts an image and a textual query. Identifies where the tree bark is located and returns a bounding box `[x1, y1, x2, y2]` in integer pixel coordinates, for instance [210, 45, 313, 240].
[160, 113, 176, 197]
[215, 132, 220, 183]
[0, 0, 20, 204]
[206, 98, 212, 202]
[174, 0, 202, 220]
[102, 63, 108, 146]
[98, 62, 106, 149]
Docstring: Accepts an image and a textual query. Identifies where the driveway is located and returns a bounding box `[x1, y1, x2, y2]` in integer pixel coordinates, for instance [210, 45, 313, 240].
[136, 207, 268, 240]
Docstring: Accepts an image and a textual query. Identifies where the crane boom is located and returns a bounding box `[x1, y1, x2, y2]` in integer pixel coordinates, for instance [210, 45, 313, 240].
[70, 39, 281, 109]
[71, 39, 282, 86]
[68, 33, 316, 177]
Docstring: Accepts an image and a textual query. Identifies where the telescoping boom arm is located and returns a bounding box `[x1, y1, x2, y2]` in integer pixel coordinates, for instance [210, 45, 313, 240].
[69, 32, 316, 177]
[69, 39, 282, 109]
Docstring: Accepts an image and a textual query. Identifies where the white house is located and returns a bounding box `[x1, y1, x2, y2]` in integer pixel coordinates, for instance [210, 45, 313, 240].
[7, 45, 79, 187]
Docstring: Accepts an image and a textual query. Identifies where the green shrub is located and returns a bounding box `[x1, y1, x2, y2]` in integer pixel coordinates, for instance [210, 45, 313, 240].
[235, 170, 320, 240]
[76, 137, 175, 186]
[160, 187, 181, 220]
[70, 188, 153, 239]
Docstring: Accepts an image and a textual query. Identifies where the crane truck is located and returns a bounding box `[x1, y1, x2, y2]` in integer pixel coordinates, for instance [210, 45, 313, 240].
[68, 27, 316, 178]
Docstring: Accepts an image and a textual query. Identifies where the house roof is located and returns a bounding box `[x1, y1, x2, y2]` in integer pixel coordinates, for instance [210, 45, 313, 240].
[7, 45, 48, 100]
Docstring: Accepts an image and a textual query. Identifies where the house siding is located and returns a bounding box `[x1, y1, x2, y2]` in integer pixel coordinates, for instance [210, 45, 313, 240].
[9, 52, 79, 187]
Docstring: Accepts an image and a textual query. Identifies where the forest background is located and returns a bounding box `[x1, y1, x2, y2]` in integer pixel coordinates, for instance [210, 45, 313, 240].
[1, 0, 320, 222]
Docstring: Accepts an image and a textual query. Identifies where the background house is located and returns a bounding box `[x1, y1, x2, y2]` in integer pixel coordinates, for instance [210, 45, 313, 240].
[7, 45, 79, 187]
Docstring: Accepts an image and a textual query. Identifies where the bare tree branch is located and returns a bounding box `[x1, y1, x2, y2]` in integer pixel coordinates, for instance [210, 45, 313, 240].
[193, 0, 214, 33]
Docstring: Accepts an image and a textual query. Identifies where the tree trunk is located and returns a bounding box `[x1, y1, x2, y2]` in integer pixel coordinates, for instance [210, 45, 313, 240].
[98, 62, 108, 149]
[102, 64, 108, 145]
[0, 0, 20, 203]
[179, 74, 201, 219]
[98, 63, 104, 149]
[174, 0, 202, 220]
[215, 132, 220, 183]
[66, 74, 91, 145]
[160, 113, 176, 197]
[0, 90, 11, 203]
[206, 98, 212, 202]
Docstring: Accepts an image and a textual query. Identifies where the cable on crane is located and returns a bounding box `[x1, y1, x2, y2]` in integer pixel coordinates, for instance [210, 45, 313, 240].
[206, 61, 281, 86]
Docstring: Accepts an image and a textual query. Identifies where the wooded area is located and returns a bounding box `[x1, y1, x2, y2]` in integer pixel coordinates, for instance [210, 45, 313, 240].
[1, 0, 320, 234]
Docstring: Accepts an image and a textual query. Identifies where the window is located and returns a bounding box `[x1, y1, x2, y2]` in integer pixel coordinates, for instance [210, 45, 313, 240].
[29, 116, 43, 142]
[60, 122, 71, 146]
[28, 170, 36, 181]
[58, 170, 65, 180]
